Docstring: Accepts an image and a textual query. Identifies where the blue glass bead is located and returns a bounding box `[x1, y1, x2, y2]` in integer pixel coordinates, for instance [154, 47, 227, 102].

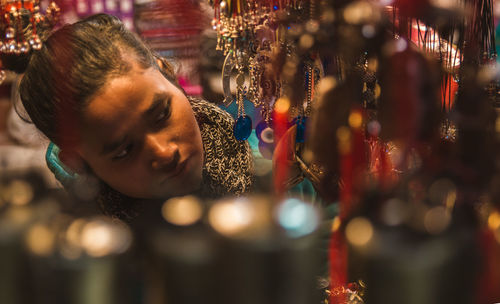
[255, 120, 268, 141]
[233, 115, 252, 141]
[295, 116, 307, 143]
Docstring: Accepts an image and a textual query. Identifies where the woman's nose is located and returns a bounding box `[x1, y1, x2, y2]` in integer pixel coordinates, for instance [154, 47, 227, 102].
[145, 134, 180, 170]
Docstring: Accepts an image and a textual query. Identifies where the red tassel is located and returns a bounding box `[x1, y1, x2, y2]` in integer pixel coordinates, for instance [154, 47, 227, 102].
[329, 108, 368, 302]
[441, 75, 458, 112]
[272, 98, 292, 197]
[329, 230, 348, 304]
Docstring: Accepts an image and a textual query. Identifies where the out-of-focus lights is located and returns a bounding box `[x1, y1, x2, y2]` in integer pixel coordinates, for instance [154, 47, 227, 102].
[445, 190, 457, 211]
[488, 211, 500, 230]
[162, 196, 202, 226]
[60, 218, 86, 259]
[374, 83, 381, 99]
[8, 180, 34, 206]
[6, 206, 32, 224]
[367, 58, 378, 72]
[305, 20, 320, 33]
[383, 38, 408, 56]
[81, 218, 132, 257]
[277, 198, 318, 238]
[26, 224, 55, 256]
[337, 126, 351, 155]
[367, 120, 381, 136]
[346, 217, 374, 246]
[362, 24, 376, 38]
[348, 111, 363, 129]
[381, 198, 407, 226]
[209, 198, 254, 236]
[274, 97, 291, 114]
[66, 219, 87, 247]
[430, 0, 459, 9]
[394, 38, 407, 52]
[428, 179, 457, 208]
[337, 126, 351, 142]
[378, 0, 394, 5]
[299, 33, 314, 50]
[331, 216, 341, 232]
[344, 1, 376, 24]
[81, 221, 113, 257]
[316, 77, 337, 104]
[424, 206, 450, 234]
[322, 8, 335, 23]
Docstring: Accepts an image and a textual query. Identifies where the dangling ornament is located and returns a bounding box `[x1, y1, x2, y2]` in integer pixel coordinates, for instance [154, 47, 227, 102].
[233, 114, 252, 141]
[295, 115, 307, 143]
[255, 119, 275, 159]
[211, 0, 295, 141]
[233, 55, 252, 141]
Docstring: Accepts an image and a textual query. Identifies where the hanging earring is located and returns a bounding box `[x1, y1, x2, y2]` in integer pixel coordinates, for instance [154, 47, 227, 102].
[255, 118, 274, 159]
[294, 63, 311, 144]
[233, 61, 252, 141]
[295, 55, 323, 144]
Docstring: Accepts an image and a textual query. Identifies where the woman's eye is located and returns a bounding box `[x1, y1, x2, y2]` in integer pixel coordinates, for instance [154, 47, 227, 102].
[113, 144, 133, 160]
[155, 105, 171, 124]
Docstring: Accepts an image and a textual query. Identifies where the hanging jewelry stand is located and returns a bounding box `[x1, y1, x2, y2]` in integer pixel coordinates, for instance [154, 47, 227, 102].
[0, 0, 59, 83]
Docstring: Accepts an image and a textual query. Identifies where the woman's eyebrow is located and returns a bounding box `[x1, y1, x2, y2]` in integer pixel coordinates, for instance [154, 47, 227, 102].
[143, 92, 170, 118]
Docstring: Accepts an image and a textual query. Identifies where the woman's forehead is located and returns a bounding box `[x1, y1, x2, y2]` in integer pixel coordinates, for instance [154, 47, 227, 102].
[78, 66, 172, 147]
[83, 66, 164, 124]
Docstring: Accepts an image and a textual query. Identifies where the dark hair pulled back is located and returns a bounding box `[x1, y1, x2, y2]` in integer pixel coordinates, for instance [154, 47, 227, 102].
[18, 13, 177, 150]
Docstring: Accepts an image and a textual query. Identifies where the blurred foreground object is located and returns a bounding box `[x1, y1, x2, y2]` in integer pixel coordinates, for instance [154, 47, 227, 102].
[0, 169, 138, 304]
[146, 195, 323, 304]
[292, 0, 500, 303]
[0, 168, 325, 304]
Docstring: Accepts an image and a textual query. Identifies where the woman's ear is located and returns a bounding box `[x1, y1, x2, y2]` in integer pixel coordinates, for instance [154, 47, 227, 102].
[58, 149, 87, 175]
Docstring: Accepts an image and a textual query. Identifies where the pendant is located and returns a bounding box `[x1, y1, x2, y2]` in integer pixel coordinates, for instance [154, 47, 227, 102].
[233, 115, 252, 141]
[256, 120, 268, 141]
[295, 116, 307, 143]
[256, 120, 274, 159]
[256, 121, 274, 144]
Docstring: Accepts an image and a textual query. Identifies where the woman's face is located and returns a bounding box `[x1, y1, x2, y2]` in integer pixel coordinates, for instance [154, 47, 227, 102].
[77, 61, 204, 199]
